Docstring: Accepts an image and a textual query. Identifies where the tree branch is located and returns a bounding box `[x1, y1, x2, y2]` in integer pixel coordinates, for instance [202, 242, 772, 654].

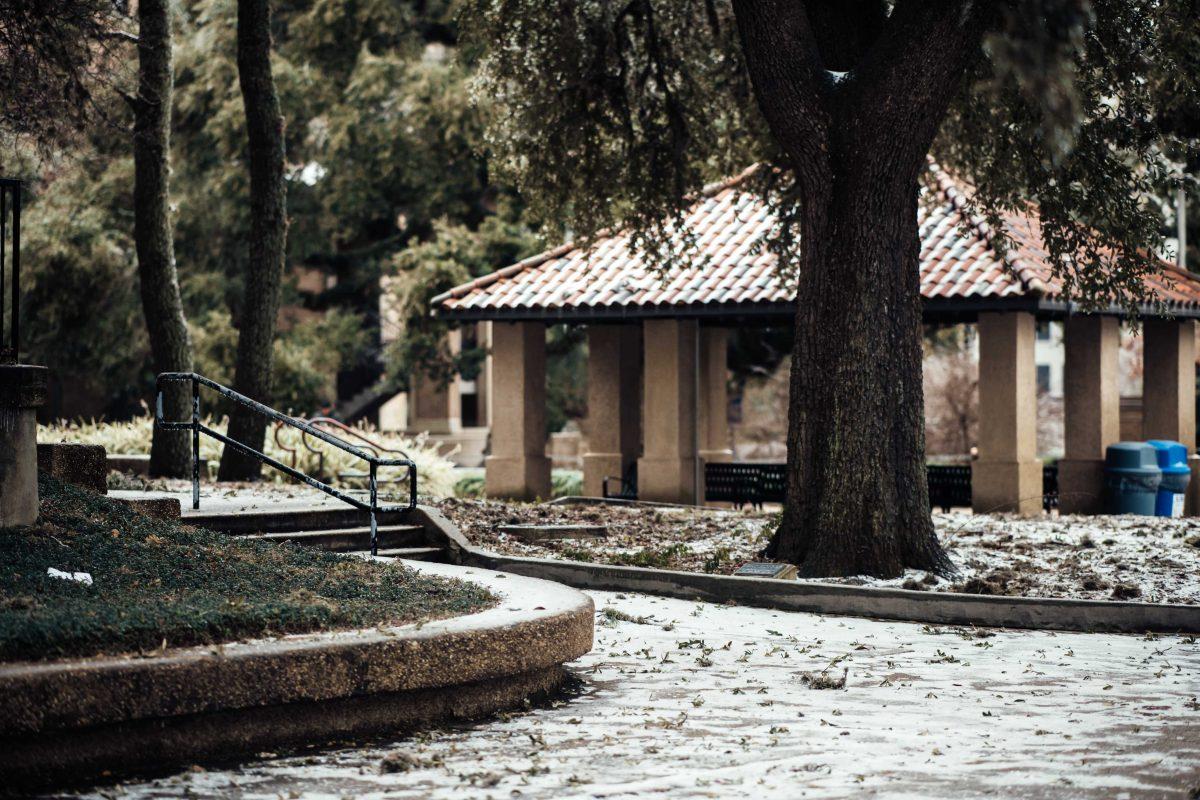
[843, 0, 993, 173]
[805, 0, 888, 71]
[730, 0, 832, 189]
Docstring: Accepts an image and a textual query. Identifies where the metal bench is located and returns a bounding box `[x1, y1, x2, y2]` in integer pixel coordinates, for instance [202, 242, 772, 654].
[607, 460, 1060, 513]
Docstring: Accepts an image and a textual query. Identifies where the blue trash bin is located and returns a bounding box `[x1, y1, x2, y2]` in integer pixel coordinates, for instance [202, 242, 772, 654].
[1146, 440, 1191, 517]
[1103, 442, 1162, 516]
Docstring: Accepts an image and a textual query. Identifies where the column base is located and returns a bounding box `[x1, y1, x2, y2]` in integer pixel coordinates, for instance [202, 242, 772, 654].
[971, 460, 1043, 516]
[1057, 458, 1107, 515]
[484, 455, 551, 501]
[582, 452, 631, 498]
[637, 457, 701, 505]
[0, 364, 49, 528]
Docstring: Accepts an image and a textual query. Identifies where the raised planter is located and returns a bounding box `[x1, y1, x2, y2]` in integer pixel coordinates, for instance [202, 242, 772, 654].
[0, 562, 593, 792]
[419, 506, 1200, 636]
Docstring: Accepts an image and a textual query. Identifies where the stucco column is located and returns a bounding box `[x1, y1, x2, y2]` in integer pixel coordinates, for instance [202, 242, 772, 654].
[582, 324, 641, 497]
[408, 330, 462, 434]
[474, 322, 490, 428]
[638, 319, 700, 504]
[1143, 319, 1197, 515]
[972, 312, 1042, 515]
[1143, 319, 1196, 448]
[698, 327, 732, 463]
[484, 322, 551, 500]
[1058, 315, 1120, 514]
[0, 365, 48, 527]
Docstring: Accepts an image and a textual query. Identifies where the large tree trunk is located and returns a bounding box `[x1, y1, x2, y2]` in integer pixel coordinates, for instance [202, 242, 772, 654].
[765, 171, 951, 577]
[218, 0, 287, 481]
[134, 0, 193, 478]
[730, 0, 989, 577]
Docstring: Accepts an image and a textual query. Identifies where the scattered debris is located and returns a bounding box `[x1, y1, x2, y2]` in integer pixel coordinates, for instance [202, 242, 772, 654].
[380, 751, 421, 773]
[799, 668, 847, 690]
[46, 568, 92, 586]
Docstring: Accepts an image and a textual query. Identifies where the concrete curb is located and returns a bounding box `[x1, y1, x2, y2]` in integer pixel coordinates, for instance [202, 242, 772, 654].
[419, 508, 1200, 635]
[0, 562, 594, 791]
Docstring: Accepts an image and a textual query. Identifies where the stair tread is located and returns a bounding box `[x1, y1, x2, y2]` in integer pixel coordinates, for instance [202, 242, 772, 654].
[244, 525, 421, 539]
[373, 546, 443, 557]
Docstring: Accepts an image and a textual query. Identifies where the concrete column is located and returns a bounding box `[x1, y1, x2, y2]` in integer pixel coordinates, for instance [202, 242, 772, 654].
[1058, 315, 1120, 514]
[582, 324, 641, 497]
[408, 330, 461, 434]
[1143, 319, 1198, 515]
[474, 322, 490, 428]
[1143, 319, 1196, 448]
[485, 322, 551, 500]
[638, 319, 700, 504]
[972, 312, 1042, 515]
[0, 365, 48, 527]
[698, 327, 732, 463]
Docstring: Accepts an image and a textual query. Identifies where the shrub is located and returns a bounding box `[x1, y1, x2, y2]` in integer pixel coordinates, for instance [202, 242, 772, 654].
[38, 417, 460, 500]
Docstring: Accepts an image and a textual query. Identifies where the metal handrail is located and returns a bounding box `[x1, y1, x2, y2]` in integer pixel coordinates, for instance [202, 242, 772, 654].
[155, 372, 417, 555]
[273, 415, 411, 478]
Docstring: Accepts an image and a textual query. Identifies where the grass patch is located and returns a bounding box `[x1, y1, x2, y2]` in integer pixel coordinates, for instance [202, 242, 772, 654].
[0, 475, 496, 662]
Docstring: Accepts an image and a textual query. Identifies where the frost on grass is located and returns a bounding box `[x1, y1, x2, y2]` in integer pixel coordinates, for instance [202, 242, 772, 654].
[442, 499, 1200, 603]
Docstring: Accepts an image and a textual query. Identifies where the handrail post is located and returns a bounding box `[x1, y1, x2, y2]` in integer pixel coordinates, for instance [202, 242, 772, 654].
[410, 462, 417, 509]
[191, 376, 200, 510]
[369, 461, 378, 556]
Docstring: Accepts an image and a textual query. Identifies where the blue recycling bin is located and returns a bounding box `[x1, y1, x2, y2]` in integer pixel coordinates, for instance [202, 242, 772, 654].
[1146, 440, 1191, 517]
[1103, 442, 1162, 516]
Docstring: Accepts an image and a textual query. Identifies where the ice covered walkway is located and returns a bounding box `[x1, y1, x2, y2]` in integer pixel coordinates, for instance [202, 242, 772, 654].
[74, 591, 1199, 799]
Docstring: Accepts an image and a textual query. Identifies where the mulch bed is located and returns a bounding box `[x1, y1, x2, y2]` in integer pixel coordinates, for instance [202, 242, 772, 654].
[439, 498, 1200, 604]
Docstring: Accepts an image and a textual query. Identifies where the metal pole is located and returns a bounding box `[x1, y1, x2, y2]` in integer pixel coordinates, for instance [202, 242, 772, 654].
[369, 461, 379, 556]
[11, 184, 18, 361]
[1, 186, 6, 357]
[192, 377, 201, 510]
[694, 322, 702, 506]
[1178, 184, 1188, 270]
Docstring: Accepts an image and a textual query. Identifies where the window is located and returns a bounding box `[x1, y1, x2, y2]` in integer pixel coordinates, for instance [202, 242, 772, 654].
[1036, 321, 1051, 341]
[1036, 364, 1051, 394]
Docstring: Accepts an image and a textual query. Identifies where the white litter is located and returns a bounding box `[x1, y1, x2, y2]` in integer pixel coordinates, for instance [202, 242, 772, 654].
[47, 567, 93, 586]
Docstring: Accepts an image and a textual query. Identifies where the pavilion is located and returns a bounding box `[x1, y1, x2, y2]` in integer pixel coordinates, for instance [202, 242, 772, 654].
[431, 165, 1200, 515]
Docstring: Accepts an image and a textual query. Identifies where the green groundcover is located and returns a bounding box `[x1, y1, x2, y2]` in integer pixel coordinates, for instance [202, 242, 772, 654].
[0, 475, 494, 662]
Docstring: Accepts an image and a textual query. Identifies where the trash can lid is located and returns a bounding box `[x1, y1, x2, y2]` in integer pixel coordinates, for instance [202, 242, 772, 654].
[1105, 442, 1161, 472]
[1146, 440, 1191, 475]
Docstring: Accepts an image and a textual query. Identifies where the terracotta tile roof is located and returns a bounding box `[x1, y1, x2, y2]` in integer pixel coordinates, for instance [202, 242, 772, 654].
[433, 164, 1200, 321]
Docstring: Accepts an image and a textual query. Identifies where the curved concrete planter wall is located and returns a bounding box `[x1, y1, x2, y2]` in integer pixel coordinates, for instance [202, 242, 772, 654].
[0, 562, 593, 792]
[410, 506, 1200, 636]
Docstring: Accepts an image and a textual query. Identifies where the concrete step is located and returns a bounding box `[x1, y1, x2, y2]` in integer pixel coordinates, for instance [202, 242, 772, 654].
[372, 546, 446, 562]
[186, 506, 413, 535]
[239, 525, 426, 552]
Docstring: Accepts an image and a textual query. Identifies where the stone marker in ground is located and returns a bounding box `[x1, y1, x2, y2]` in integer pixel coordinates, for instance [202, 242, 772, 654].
[734, 561, 798, 580]
[499, 524, 607, 542]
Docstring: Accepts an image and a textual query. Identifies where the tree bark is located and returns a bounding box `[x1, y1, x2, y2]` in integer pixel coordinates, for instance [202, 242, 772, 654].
[730, 0, 990, 577]
[218, 0, 287, 481]
[134, 0, 193, 478]
[769, 170, 952, 577]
